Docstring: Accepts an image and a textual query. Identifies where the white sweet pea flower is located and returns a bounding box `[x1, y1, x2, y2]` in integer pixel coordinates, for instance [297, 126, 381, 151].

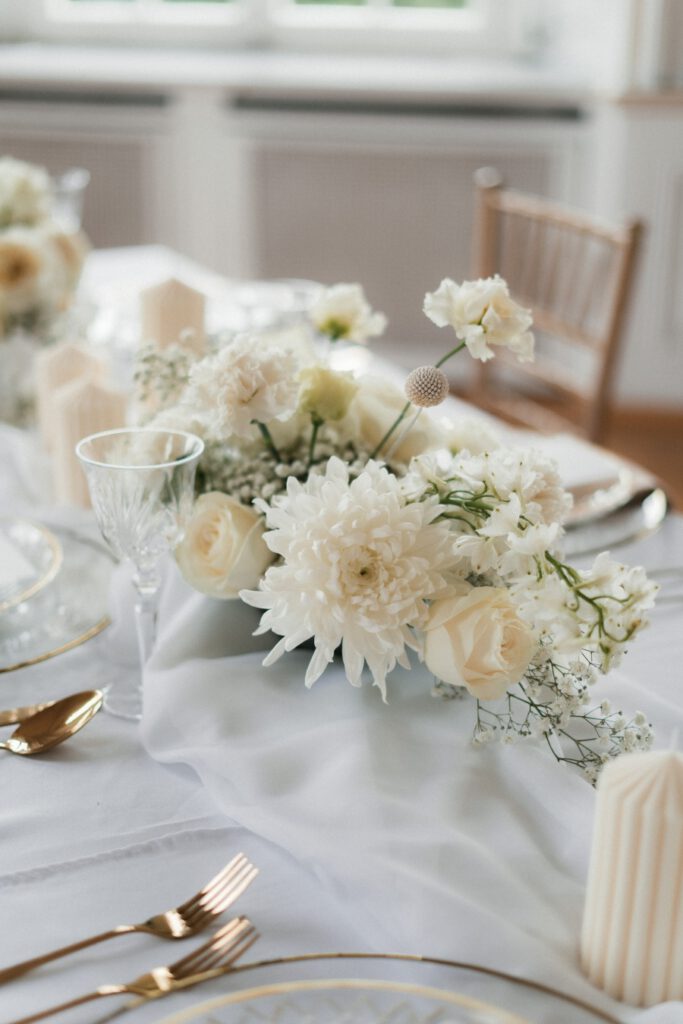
[424, 275, 534, 363]
[310, 283, 387, 344]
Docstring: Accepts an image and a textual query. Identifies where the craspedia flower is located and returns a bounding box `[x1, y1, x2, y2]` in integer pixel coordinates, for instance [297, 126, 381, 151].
[404, 365, 450, 408]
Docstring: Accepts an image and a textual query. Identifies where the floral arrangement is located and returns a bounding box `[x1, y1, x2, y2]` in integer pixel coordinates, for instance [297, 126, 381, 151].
[0, 157, 87, 338]
[137, 275, 658, 783]
[0, 157, 89, 423]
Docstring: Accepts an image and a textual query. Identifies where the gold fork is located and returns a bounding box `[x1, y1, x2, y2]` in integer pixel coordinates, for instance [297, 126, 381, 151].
[0, 854, 257, 985]
[7, 916, 258, 1024]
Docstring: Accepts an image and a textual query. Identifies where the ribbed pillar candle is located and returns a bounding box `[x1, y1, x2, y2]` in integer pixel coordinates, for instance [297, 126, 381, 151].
[34, 341, 105, 449]
[140, 277, 206, 350]
[52, 378, 128, 507]
[581, 750, 683, 1006]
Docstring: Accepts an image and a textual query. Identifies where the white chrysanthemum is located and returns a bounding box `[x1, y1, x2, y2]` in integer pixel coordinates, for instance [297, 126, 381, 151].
[310, 283, 387, 344]
[185, 336, 301, 440]
[0, 157, 51, 228]
[241, 457, 456, 698]
[424, 275, 534, 363]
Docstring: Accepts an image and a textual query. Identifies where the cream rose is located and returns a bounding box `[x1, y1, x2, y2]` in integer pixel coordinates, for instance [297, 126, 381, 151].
[176, 492, 273, 598]
[423, 586, 536, 701]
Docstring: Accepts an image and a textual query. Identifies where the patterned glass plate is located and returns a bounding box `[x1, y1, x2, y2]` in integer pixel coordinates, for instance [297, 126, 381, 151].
[0, 527, 113, 672]
[0, 519, 62, 614]
[157, 955, 620, 1024]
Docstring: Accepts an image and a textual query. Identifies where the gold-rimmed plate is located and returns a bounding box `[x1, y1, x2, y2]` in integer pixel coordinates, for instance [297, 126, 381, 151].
[0, 527, 113, 673]
[158, 953, 620, 1024]
[0, 519, 62, 614]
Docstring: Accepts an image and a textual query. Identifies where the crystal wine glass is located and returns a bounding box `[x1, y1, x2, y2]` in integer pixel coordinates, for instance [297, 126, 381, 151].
[76, 428, 204, 720]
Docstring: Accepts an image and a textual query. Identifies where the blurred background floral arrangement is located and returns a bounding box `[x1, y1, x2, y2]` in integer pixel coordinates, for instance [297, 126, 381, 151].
[0, 156, 89, 425]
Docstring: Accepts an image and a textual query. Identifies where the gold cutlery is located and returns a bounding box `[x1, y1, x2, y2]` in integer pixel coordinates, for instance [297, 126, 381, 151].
[0, 699, 57, 727]
[0, 853, 258, 984]
[8, 916, 258, 1024]
[0, 691, 102, 757]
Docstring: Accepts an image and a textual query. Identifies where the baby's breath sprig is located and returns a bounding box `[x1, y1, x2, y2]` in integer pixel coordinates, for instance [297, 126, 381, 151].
[473, 653, 654, 784]
[134, 343, 192, 413]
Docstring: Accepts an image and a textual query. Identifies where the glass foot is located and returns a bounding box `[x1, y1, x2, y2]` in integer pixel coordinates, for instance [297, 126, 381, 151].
[103, 681, 143, 721]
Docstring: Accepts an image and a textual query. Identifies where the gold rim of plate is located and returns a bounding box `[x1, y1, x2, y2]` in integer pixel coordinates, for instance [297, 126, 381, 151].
[0, 520, 64, 615]
[0, 616, 111, 674]
[160, 953, 622, 1024]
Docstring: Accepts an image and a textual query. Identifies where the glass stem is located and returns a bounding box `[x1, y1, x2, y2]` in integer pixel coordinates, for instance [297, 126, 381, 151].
[133, 572, 160, 667]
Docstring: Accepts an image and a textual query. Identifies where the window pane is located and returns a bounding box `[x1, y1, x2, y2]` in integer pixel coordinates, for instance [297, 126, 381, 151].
[293, 0, 367, 6]
[392, 0, 466, 6]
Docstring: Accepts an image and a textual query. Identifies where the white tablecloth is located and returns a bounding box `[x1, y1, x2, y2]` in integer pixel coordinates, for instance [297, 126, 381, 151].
[1, 250, 682, 1024]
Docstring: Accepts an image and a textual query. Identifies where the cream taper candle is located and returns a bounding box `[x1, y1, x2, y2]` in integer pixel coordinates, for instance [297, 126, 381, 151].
[581, 750, 683, 1006]
[140, 277, 206, 350]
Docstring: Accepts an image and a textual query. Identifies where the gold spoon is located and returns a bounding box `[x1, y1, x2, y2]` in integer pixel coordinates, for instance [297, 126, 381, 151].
[0, 690, 103, 756]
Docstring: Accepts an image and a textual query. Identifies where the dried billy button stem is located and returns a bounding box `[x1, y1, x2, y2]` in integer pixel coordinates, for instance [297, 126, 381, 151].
[404, 365, 450, 407]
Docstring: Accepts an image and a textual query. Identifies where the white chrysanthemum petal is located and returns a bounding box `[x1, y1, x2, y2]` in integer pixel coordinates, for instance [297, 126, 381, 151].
[241, 456, 457, 694]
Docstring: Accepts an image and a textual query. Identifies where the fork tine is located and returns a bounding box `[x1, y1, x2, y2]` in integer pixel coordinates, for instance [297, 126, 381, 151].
[188, 925, 258, 976]
[179, 854, 249, 915]
[196, 865, 259, 917]
[170, 917, 249, 975]
[183, 864, 258, 930]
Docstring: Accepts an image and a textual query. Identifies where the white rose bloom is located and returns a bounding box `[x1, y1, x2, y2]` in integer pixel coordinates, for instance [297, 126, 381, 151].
[241, 457, 456, 698]
[176, 492, 273, 598]
[0, 157, 51, 228]
[0, 226, 61, 317]
[185, 336, 301, 440]
[423, 586, 536, 701]
[424, 275, 534, 363]
[310, 283, 387, 344]
[341, 376, 443, 462]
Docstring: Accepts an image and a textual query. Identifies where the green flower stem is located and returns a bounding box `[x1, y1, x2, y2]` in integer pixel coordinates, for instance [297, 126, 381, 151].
[307, 414, 323, 470]
[369, 340, 468, 460]
[435, 340, 467, 368]
[253, 421, 281, 461]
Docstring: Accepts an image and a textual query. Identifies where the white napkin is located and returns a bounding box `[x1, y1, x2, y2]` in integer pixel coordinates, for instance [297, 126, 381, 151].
[137, 570, 683, 1022]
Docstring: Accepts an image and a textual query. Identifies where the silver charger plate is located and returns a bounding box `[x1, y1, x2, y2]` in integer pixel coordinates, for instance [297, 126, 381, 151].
[0, 519, 63, 614]
[157, 954, 620, 1024]
[563, 486, 668, 559]
[0, 527, 113, 672]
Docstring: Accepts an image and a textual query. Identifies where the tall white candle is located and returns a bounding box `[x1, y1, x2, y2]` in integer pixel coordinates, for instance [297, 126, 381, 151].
[581, 750, 683, 1006]
[34, 341, 105, 449]
[140, 277, 206, 350]
[52, 378, 128, 507]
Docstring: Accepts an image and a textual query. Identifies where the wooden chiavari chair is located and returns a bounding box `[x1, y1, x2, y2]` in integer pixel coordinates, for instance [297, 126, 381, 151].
[469, 167, 643, 443]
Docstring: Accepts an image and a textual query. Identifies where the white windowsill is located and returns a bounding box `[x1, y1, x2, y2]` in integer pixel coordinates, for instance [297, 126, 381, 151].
[0, 42, 592, 108]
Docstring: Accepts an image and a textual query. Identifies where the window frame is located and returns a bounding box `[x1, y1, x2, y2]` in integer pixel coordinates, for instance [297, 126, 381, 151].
[37, 0, 526, 56]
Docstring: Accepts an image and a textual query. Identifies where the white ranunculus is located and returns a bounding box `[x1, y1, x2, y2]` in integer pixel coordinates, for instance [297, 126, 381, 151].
[424, 275, 534, 363]
[176, 492, 273, 598]
[342, 376, 443, 462]
[299, 364, 358, 422]
[310, 283, 387, 344]
[423, 586, 536, 701]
